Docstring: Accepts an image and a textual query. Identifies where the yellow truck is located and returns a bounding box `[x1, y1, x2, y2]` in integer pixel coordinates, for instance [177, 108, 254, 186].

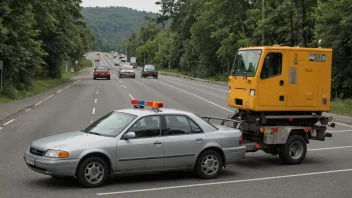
[203, 44, 335, 165]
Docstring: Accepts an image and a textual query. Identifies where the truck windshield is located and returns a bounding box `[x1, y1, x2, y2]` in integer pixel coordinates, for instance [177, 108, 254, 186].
[231, 49, 261, 77]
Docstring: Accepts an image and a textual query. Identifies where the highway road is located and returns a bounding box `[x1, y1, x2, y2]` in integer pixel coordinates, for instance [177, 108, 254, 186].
[0, 53, 352, 198]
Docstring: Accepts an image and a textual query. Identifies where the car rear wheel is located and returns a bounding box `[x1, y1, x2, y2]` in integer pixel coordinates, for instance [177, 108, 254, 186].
[195, 150, 223, 179]
[279, 134, 307, 165]
[107, 77, 110, 80]
[76, 157, 109, 188]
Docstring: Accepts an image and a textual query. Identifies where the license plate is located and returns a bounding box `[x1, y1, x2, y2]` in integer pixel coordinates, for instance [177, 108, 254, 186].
[26, 156, 35, 165]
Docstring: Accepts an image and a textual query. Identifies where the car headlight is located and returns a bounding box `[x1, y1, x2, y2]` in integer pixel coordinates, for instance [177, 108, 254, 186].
[45, 150, 69, 158]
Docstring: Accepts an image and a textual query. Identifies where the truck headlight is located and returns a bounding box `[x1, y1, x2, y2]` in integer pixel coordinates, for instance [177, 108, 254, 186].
[45, 150, 69, 158]
[249, 89, 255, 96]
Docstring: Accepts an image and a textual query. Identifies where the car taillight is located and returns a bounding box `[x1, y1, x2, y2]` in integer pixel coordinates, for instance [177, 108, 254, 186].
[94, 72, 98, 75]
[239, 135, 243, 145]
[121, 72, 124, 74]
[107, 72, 110, 75]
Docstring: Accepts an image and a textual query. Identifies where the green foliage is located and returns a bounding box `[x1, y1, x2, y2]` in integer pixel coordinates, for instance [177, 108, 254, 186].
[123, 0, 352, 99]
[81, 6, 159, 53]
[0, 0, 93, 100]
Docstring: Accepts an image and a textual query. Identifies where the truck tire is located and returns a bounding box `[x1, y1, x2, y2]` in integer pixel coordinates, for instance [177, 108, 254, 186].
[76, 156, 109, 188]
[279, 134, 307, 165]
[195, 150, 223, 179]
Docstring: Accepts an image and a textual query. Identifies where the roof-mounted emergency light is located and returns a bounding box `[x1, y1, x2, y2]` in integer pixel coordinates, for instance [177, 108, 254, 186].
[131, 99, 163, 111]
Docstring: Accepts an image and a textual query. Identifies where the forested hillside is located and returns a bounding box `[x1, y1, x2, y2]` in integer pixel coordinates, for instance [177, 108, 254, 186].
[0, 0, 93, 101]
[81, 6, 158, 52]
[125, 0, 352, 99]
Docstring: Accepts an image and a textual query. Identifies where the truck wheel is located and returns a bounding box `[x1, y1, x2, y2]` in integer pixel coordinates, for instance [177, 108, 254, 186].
[279, 134, 307, 165]
[195, 150, 223, 179]
[76, 157, 109, 188]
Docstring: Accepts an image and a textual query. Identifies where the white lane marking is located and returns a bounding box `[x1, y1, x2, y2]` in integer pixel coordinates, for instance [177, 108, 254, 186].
[308, 146, 352, 151]
[119, 80, 121, 83]
[3, 119, 15, 126]
[25, 108, 31, 112]
[90, 120, 93, 124]
[57, 89, 62, 93]
[128, 94, 134, 99]
[90, 70, 94, 74]
[43, 94, 54, 101]
[164, 76, 228, 93]
[154, 80, 234, 113]
[0, 127, 2, 130]
[97, 168, 352, 196]
[34, 101, 43, 106]
[124, 86, 127, 89]
[95, 98, 97, 103]
[335, 122, 352, 128]
[326, 130, 352, 133]
[92, 108, 95, 115]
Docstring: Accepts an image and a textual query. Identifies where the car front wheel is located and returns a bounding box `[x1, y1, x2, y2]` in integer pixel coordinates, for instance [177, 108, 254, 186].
[76, 157, 109, 188]
[195, 150, 223, 179]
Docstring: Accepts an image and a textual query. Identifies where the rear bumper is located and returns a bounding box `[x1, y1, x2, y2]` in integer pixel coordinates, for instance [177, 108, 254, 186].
[120, 73, 135, 77]
[143, 72, 158, 76]
[223, 145, 246, 164]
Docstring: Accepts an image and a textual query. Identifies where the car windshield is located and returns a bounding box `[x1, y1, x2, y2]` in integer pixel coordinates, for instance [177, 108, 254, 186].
[83, 112, 137, 137]
[122, 66, 133, 70]
[231, 49, 261, 77]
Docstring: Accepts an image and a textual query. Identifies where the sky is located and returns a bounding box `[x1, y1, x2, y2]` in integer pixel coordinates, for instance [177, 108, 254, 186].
[81, 0, 161, 13]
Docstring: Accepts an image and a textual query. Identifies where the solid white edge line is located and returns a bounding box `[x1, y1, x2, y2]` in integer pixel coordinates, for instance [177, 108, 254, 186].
[335, 122, 352, 128]
[164, 76, 228, 93]
[327, 130, 352, 133]
[308, 146, 352, 151]
[3, 119, 15, 126]
[128, 94, 134, 99]
[154, 80, 234, 113]
[57, 90, 62, 93]
[97, 168, 352, 196]
[25, 108, 31, 112]
[92, 108, 95, 115]
[95, 98, 97, 103]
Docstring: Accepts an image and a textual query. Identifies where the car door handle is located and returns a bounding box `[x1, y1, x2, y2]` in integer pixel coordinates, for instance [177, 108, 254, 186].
[196, 138, 203, 141]
[154, 141, 162, 145]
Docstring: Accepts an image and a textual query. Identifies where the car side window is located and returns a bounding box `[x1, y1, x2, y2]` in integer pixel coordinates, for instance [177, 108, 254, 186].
[127, 116, 161, 138]
[164, 115, 203, 136]
[260, 53, 282, 79]
[187, 117, 203, 133]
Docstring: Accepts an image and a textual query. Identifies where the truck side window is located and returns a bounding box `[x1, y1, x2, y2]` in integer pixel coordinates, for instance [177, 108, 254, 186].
[260, 53, 282, 79]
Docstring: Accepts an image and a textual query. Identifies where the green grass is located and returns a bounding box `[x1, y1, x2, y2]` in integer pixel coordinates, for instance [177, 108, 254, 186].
[0, 57, 92, 104]
[330, 99, 352, 117]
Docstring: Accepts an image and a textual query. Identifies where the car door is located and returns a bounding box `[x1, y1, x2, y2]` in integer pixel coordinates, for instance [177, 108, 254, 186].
[162, 115, 206, 169]
[116, 115, 164, 172]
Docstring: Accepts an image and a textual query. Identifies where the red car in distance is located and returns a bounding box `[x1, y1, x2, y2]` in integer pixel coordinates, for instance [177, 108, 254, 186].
[93, 66, 111, 80]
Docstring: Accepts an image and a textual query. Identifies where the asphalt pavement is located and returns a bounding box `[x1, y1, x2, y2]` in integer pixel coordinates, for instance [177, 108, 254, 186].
[0, 53, 352, 198]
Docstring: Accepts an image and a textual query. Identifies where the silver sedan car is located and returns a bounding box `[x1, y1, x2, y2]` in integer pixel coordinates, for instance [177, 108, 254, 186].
[23, 100, 246, 188]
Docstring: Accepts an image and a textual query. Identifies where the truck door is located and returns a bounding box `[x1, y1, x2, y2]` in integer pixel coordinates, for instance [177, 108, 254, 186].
[258, 50, 287, 107]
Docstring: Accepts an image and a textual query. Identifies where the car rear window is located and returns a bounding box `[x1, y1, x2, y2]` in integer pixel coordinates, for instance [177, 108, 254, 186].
[96, 66, 108, 70]
[122, 66, 133, 70]
[145, 66, 155, 71]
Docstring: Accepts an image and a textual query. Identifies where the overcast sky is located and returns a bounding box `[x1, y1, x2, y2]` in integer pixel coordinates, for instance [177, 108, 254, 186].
[81, 0, 161, 13]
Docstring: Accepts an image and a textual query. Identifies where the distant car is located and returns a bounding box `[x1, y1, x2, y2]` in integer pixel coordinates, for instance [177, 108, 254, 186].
[93, 66, 111, 80]
[23, 99, 246, 188]
[114, 60, 120, 66]
[141, 65, 158, 78]
[118, 65, 135, 78]
[94, 57, 100, 62]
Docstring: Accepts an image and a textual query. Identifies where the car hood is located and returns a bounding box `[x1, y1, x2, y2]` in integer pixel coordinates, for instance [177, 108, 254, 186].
[30, 131, 112, 150]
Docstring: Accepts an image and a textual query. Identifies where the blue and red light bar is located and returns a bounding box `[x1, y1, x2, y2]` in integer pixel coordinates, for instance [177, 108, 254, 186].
[131, 99, 163, 108]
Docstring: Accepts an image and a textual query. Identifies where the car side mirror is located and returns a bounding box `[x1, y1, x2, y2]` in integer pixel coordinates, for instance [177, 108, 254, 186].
[123, 132, 136, 140]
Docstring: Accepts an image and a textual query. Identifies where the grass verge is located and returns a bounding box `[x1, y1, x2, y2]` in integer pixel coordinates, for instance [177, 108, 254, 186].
[330, 99, 352, 117]
[0, 57, 92, 104]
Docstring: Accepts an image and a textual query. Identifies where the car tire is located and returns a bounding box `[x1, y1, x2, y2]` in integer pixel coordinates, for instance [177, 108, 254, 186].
[279, 134, 307, 165]
[107, 77, 110, 80]
[76, 157, 109, 188]
[195, 150, 223, 179]
[155, 75, 158, 79]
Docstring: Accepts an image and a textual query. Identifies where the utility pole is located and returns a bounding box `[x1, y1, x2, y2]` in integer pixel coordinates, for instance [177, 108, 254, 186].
[262, 0, 265, 46]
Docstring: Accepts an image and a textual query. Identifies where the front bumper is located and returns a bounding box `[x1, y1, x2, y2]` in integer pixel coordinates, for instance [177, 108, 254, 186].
[23, 151, 79, 177]
[223, 145, 246, 164]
